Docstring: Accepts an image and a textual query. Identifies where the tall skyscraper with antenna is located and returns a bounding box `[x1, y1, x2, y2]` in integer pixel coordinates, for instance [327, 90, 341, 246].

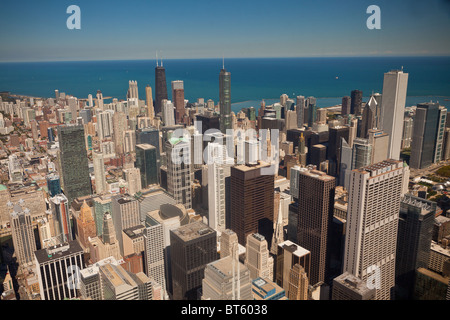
[155, 52, 168, 116]
[219, 60, 231, 133]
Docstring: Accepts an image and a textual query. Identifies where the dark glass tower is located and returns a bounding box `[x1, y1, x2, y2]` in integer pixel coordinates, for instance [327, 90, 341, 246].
[410, 102, 444, 169]
[57, 124, 92, 204]
[219, 67, 231, 133]
[170, 221, 217, 300]
[155, 65, 168, 115]
[294, 168, 336, 286]
[136, 127, 161, 177]
[230, 162, 275, 247]
[135, 144, 158, 188]
[350, 90, 363, 116]
[307, 97, 317, 127]
[395, 194, 436, 300]
[328, 126, 350, 176]
[46, 173, 61, 197]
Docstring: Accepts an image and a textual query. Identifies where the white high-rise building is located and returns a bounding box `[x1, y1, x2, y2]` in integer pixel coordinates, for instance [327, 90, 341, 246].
[93, 152, 107, 195]
[162, 99, 175, 126]
[88, 94, 93, 107]
[206, 142, 232, 231]
[167, 137, 192, 209]
[10, 204, 36, 266]
[96, 90, 104, 110]
[96, 110, 114, 141]
[68, 96, 78, 121]
[123, 130, 136, 153]
[380, 70, 408, 160]
[127, 80, 139, 99]
[343, 159, 407, 300]
[143, 214, 166, 300]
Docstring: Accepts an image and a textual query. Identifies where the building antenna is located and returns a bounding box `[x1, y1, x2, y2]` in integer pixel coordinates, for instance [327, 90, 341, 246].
[222, 54, 225, 69]
[156, 51, 159, 67]
[161, 51, 163, 67]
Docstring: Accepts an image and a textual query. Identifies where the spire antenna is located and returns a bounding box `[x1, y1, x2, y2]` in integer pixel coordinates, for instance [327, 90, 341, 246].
[161, 51, 163, 67]
[156, 51, 159, 67]
[222, 55, 225, 69]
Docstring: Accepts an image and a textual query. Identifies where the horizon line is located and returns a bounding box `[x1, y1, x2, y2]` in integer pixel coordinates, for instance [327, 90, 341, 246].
[1, 54, 450, 64]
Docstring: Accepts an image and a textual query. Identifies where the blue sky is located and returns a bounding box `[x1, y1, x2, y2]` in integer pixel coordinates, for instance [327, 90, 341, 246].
[0, 0, 449, 62]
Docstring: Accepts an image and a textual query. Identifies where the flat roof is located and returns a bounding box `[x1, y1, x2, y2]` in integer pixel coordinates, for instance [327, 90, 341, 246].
[35, 240, 83, 264]
[172, 221, 215, 242]
[278, 240, 310, 257]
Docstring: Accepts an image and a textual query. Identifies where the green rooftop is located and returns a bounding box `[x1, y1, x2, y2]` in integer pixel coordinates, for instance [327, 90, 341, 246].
[169, 137, 188, 145]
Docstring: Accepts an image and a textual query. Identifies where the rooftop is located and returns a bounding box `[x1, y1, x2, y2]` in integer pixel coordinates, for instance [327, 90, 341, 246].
[278, 240, 310, 257]
[35, 240, 83, 264]
[79, 256, 120, 278]
[334, 272, 375, 295]
[234, 160, 271, 172]
[172, 221, 215, 242]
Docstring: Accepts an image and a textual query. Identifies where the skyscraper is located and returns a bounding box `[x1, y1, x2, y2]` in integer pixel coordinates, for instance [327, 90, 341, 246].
[328, 126, 350, 176]
[172, 80, 185, 124]
[93, 151, 107, 195]
[230, 162, 275, 247]
[350, 90, 363, 116]
[410, 102, 447, 169]
[296, 96, 305, 128]
[245, 233, 274, 281]
[135, 144, 158, 189]
[50, 193, 72, 243]
[166, 137, 192, 209]
[96, 110, 114, 141]
[341, 96, 351, 116]
[76, 200, 97, 250]
[124, 167, 142, 196]
[170, 221, 217, 300]
[395, 195, 436, 299]
[136, 126, 161, 176]
[287, 263, 309, 300]
[146, 85, 155, 120]
[332, 272, 376, 300]
[352, 138, 373, 170]
[160, 100, 175, 127]
[275, 240, 311, 297]
[294, 166, 336, 286]
[111, 194, 141, 256]
[46, 173, 61, 197]
[92, 195, 112, 236]
[360, 95, 378, 138]
[380, 70, 409, 160]
[220, 229, 239, 259]
[343, 159, 407, 300]
[112, 111, 128, 155]
[99, 263, 156, 300]
[368, 129, 389, 164]
[155, 62, 168, 115]
[202, 255, 253, 300]
[127, 80, 139, 99]
[57, 124, 92, 204]
[34, 241, 84, 300]
[143, 213, 166, 300]
[88, 212, 121, 263]
[219, 66, 231, 133]
[307, 97, 317, 127]
[10, 204, 36, 266]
